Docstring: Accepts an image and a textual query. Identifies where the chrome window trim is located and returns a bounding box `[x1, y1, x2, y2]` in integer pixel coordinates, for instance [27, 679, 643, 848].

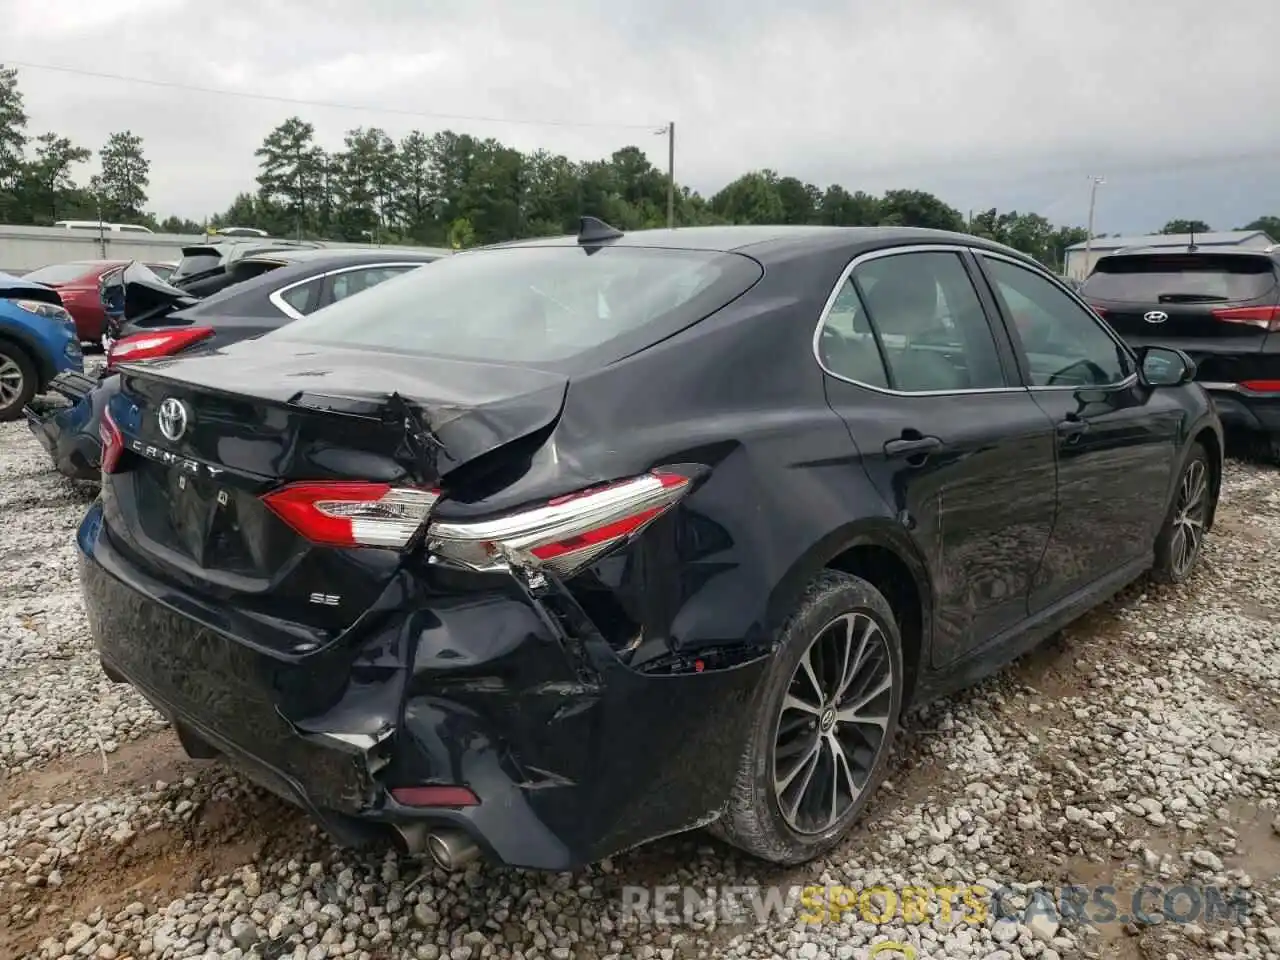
[811, 243, 1027, 397]
[268, 261, 427, 320]
[975, 250, 1141, 393]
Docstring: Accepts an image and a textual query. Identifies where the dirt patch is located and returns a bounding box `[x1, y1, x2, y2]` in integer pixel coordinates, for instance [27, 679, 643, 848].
[1239, 598, 1280, 624]
[1213, 800, 1280, 884]
[1196, 671, 1280, 732]
[0, 788, 311, 957]
[1211, 516, 1273, 545]
[0, 730, 199, 810]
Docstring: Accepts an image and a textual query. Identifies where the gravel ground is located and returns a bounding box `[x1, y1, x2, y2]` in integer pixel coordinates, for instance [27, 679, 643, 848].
[3, 394, 1280, 960]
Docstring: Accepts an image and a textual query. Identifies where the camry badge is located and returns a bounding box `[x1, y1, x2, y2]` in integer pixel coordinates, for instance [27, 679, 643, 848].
[157, 397, 190, 441]
[1143, 310, 1169, 324]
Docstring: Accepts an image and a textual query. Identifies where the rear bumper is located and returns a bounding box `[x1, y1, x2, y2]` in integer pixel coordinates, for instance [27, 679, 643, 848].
[24, 371, 105, 482]
[77, 502, 767, 870]
[1121, 336, 1280, 436]
[1199, 382, 1280, 434]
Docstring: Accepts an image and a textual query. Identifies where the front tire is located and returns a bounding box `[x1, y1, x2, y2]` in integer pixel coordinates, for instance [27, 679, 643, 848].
[713, 571, 904, 865]
[1152, 443, 1212, 584]
[0, 342, 37, 422]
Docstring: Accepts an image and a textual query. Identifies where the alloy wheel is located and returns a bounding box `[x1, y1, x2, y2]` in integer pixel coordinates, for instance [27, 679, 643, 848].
[0, 355, 24, 408]
[1170, 458, 1208, 578]
[773, 612, 894, 834]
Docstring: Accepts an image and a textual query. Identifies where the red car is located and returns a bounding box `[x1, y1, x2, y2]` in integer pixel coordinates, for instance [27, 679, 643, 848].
[19, 260, 176, 344]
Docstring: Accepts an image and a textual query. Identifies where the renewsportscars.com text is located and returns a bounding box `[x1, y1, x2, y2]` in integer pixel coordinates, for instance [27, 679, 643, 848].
[620, 882, 1250, 928]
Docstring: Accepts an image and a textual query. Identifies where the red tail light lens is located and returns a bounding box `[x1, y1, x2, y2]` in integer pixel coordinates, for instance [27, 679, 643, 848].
[1211, 305, 1280, 331]
[428, 471, 691, 577]
[262, 482, 440, 549]
[1089, 304, 1107, 318]
[1241, 380, 1280, 394]
[100, 406, 125, 475]
[106, 326, 215, 369]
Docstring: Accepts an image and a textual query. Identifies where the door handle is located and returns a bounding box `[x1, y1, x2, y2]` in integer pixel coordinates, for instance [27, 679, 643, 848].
[884, 435, 943, 458]
[1056, 417, 1089, 438]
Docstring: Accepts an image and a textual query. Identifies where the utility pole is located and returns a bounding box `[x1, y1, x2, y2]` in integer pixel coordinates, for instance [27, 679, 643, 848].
[655, 122, 675, 229]
[1082, 175, 1105, 278]
[93, 186, 106, 259]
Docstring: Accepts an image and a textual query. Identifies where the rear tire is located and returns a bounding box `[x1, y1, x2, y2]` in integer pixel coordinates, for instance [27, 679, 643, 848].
[712, 571, 903, 865]
[1152, 443, 1212, 584]
[0, 341, 37, 422]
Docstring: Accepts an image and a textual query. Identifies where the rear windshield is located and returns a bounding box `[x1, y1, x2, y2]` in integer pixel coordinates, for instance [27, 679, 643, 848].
[1082, 253, 1278, 303]
[229, 258, 288, 282]
[270, 245, 763, 367]
[22, 262, 99, 284]
[171, 251, 224, 280]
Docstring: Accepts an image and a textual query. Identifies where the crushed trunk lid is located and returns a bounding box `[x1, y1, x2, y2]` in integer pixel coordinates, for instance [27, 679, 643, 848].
[100, 262, 201, 336]
[103, 342, 568, 640]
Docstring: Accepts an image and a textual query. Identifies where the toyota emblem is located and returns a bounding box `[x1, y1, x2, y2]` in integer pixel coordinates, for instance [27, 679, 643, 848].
[157, 397, 190, 441]
[1143, 310, 1169, 324]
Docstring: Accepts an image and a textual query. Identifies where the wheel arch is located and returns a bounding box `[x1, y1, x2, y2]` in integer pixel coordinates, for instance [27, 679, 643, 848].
[1189, 421, 1222, 531]
[765, 519, 934, 705]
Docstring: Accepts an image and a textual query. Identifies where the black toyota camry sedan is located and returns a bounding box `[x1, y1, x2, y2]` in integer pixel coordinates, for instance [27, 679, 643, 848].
[78, 221, 1221, 872]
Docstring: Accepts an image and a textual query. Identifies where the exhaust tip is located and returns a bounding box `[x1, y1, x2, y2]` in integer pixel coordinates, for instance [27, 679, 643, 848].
[426, 829, 481, 871]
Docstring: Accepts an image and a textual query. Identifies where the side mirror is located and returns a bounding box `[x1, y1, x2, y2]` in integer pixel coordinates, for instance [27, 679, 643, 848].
[1137, 345, 1196, 387]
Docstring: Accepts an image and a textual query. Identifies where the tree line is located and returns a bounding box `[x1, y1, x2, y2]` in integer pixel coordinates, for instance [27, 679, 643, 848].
[1, 65, 1277, 268]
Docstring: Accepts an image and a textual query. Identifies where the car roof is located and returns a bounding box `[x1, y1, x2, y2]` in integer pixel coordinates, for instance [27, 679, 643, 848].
[483, 224, 1028, 264]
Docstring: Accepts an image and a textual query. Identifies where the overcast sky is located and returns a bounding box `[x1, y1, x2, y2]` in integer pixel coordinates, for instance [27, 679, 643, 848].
[3, 0, 1278, 234]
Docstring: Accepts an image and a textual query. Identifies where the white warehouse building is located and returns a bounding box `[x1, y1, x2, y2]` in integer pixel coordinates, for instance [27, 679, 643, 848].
[1063, 229, 1276, 281]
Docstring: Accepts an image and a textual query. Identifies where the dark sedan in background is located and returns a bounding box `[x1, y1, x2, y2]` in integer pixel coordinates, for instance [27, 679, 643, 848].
[79, 220, 1220, 872]
[1081, 245, 1280, 460]
[26, 248, 442, 481]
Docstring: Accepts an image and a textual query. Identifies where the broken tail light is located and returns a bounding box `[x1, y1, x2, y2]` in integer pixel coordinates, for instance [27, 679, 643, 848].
[1211, 305, 1280, 332]
[262, 482, 441, 549]
[100, 405, 125, 475]
[106, 326, 215, 369]
[427, 470, 691, 577]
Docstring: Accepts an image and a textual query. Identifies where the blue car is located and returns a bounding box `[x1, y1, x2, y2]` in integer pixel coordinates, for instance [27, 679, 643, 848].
[0, 271, 83, 421]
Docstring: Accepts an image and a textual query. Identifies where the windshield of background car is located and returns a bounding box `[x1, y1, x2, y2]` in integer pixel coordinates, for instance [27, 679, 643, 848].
[22, 262, 100, 285]
[270, 245, 764, 368]
[1082, 253, 1278, 303]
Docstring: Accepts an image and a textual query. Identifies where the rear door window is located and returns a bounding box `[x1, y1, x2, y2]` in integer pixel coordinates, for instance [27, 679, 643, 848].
[833, 251, 1008, 392]
[275, 277, 323, 317]
[1082, 254, 1278, 304]
[817, 278, 891, 388]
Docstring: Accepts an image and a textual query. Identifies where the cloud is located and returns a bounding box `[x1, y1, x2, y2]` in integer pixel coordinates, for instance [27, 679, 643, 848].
[3, 0, 1278, 232]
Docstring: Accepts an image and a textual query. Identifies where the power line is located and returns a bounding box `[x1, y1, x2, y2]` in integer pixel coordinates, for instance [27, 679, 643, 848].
[0, 58, 661, 131]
